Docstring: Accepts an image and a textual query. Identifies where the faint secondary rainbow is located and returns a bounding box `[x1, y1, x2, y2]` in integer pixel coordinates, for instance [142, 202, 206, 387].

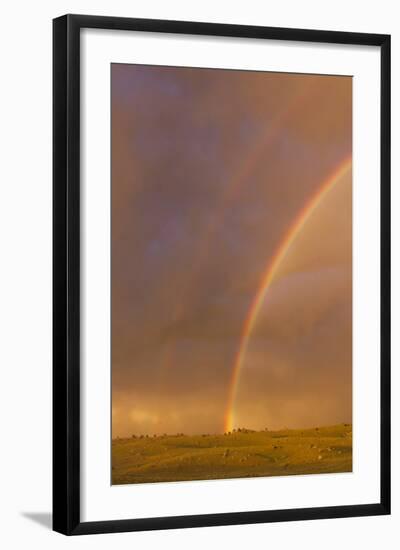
[223, 156, 352, 433]
[155, 82, 316, 391]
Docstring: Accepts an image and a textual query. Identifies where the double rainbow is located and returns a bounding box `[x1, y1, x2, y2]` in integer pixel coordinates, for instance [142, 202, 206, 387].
[224, 156, 352, 433]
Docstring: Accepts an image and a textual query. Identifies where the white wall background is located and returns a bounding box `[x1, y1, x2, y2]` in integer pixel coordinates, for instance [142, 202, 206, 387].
[0, 0, 398, 548]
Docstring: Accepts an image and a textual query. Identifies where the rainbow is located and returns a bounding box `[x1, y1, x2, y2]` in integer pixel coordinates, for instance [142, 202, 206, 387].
[223, 156, 352, 433]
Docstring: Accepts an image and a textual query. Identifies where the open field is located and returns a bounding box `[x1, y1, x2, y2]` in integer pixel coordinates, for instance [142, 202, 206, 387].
[112, 424, 352, 485]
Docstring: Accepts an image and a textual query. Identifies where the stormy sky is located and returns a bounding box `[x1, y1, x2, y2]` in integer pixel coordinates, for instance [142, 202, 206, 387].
[111, 64, 352, 437]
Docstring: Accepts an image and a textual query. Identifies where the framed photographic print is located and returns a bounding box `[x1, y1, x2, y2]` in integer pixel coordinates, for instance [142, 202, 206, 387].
[53, 14, 390, 535]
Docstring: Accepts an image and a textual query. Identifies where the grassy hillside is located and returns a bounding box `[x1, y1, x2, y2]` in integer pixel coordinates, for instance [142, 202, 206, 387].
[112, 424, 352, 485]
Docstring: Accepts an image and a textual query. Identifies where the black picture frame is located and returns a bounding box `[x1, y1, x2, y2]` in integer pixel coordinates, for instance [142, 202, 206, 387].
[53, 14, 391, 535]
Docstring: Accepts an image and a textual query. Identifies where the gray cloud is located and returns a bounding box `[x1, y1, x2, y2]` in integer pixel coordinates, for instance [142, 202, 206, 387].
[111, 64, 352, 436]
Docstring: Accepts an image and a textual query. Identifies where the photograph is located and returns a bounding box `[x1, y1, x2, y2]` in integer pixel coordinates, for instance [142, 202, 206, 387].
[0, 1, 394, 545]
[111, 64, 353, 485]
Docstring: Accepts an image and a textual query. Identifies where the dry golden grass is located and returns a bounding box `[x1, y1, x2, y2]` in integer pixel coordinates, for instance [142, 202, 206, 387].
[112, 424, 352, 485]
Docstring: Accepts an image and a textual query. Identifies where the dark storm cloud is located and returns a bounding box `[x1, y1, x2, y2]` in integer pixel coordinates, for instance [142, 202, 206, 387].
[111, 64, 352, 435]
